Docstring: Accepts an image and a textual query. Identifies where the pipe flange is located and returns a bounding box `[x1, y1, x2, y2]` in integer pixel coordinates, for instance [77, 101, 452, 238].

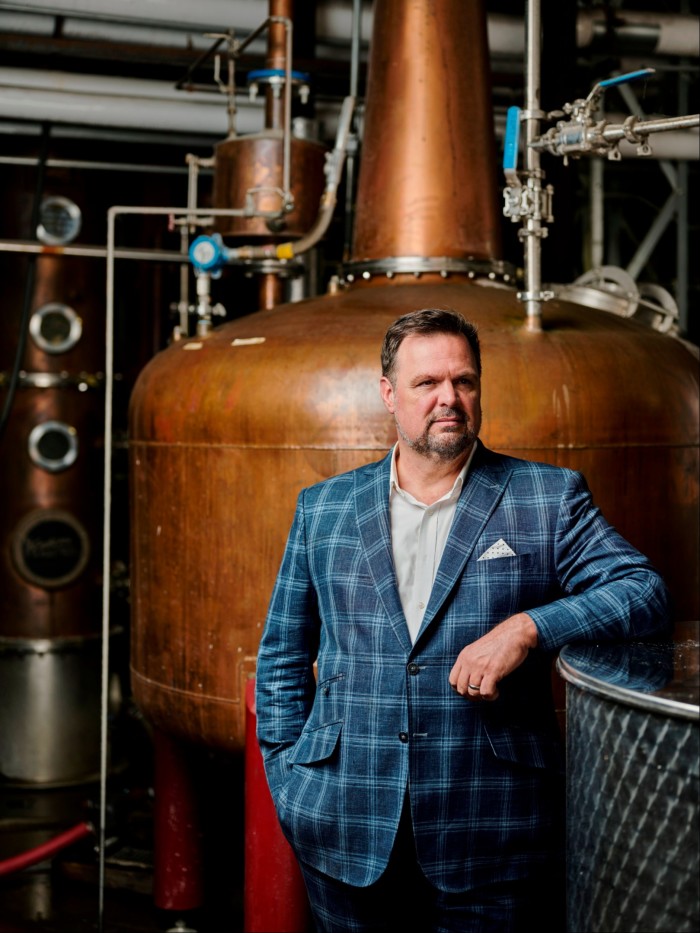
[240, 258, 304, 278]
[339, 256, 517, 285]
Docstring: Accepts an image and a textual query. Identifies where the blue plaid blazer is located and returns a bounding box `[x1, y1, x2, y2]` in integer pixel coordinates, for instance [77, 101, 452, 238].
[255, 443, 670, 891]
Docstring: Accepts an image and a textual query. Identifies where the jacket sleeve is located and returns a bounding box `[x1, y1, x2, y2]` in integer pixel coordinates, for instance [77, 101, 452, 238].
[527, 470, 671, 650]
[255, 490, 320, 801]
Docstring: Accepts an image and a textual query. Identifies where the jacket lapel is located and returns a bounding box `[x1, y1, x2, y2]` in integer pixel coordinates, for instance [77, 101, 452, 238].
[421, 445, 512, 632]
[354, 452, 413, 652]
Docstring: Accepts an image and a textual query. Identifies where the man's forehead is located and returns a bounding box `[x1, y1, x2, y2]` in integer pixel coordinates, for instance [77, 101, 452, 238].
[397, 332, 476, 366]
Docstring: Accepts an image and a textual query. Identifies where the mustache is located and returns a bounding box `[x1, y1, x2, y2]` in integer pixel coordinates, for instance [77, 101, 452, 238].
[428, 407, 466, 425]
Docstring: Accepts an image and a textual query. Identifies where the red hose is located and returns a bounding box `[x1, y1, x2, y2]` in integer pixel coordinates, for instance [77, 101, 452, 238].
[0, 821, 94, 876]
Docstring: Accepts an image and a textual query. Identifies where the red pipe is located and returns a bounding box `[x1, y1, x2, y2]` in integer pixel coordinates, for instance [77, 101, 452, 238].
[0, 821, 94, 876]
[244, 677, 310, 933]
[153, 727, 205, 911]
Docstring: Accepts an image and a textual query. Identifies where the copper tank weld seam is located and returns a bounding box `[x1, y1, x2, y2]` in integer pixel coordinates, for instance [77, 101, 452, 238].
[128, 441, 699, 451]
[131, 671, 242, 705]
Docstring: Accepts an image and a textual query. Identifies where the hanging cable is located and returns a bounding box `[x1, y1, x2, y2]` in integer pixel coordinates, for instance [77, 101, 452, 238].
[0, 821, 94, 877]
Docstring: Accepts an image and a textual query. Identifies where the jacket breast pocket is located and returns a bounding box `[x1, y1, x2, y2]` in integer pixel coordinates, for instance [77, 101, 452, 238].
[468, 552, 542, 621]
[475, 552, 534, 573]
[288, 719, 342, 766]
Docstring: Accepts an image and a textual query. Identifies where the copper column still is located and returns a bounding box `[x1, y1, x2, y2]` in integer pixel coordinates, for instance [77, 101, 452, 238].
[129, 0, 699, 754]
[0, 176, 105, 785]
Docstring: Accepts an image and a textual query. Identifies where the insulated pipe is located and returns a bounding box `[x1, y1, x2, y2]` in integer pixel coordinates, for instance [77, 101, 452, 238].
[577, 9, 700, 58]
[0, 821, 94, 877]
[4, 3, 698, 58]
[0, 68, 258, 136]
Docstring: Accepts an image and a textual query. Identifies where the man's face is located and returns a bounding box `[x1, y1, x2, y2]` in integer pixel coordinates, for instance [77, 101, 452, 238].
[380, 333, 482, 462]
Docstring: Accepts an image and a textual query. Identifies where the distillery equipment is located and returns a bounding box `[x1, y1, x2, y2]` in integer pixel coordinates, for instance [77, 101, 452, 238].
[558, 624, 699, 933]
[124, 0, 699, 926]
[0, 169, 106, 791]
[129, 0, 699, 753]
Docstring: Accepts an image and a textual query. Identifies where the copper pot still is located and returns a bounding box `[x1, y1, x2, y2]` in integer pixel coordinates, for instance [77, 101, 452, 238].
[129, 0, 699, 752]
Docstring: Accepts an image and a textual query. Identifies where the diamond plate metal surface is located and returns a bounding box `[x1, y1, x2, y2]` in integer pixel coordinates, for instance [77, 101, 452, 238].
[566, 687, 700, 932]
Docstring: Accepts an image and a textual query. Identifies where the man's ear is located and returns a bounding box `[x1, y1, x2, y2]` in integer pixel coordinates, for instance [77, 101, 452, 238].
[379, 375, 395, 414]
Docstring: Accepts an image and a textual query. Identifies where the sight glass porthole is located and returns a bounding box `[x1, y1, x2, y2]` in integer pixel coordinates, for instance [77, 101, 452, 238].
[28, 421, 79, 473]
[29, 303, 82, 355]
[11, 509, 90, 589]
[36, 196, 82, 246]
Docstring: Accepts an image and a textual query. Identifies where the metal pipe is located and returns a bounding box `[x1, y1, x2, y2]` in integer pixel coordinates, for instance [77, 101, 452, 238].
[276, 15, 293, 201]
[577, 9, 700, 58]
[100, 205, 116, 931]
[0, 155, 193, 174]
[0, 67, 262, 136]
[0, 241, 196, 262]
[101, 200, 243, 923]
[677, 48, 691, 336]
[4, 3, 698, 57]
[530, 112, 699, 156]
[626, 190, 680, 281]
[589, 158, 604, 269]
[521, 0, 545, 332]
[342, 0, 362, 258]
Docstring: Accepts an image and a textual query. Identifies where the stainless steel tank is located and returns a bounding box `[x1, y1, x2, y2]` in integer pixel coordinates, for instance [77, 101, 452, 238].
[558, 624, 699, 933]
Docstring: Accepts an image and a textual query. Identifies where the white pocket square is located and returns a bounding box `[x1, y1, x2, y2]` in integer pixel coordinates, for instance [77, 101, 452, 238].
[477, 538, 517, 561]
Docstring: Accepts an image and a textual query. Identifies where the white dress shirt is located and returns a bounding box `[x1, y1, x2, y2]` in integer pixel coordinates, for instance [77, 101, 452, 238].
[389, 442, 476, 643]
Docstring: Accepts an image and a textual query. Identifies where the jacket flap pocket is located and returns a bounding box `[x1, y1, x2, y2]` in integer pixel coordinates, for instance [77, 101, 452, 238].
[483, 720, 564, 773]
[289, 720, 342, 765]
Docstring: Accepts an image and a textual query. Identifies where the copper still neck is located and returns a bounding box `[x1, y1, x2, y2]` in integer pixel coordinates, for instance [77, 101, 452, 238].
[351, 0, 502, 263]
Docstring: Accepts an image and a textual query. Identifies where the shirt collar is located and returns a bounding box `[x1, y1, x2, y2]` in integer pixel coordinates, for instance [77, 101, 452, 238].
[389, 439, 478, 503]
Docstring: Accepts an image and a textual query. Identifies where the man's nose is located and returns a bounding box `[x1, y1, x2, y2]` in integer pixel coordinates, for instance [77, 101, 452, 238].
[437, 381, 458, 406]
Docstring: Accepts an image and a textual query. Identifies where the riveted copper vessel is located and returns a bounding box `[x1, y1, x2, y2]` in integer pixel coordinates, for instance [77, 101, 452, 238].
[129, 0, 699, 752]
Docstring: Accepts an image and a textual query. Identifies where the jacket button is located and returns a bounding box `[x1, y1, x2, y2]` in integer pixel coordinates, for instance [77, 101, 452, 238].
[398, 732, 409, 743]
[407, 663, 420, 675]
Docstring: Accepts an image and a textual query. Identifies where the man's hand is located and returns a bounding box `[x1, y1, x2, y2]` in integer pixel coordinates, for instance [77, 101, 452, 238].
[448, 612, 539, 701]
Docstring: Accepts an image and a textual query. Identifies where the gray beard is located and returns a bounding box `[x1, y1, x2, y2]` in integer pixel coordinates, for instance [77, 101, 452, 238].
[395, 413, 478, 462]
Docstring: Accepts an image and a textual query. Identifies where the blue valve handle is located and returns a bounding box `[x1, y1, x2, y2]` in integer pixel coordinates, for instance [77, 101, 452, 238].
[247, 68, 310, 84]
[189, 234, 228, 274]
[598, 68, 655, 89]
[503, 106, 521, 174]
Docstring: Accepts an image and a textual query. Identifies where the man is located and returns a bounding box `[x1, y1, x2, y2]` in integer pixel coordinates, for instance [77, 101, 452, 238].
[255, 308, 670, 932]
